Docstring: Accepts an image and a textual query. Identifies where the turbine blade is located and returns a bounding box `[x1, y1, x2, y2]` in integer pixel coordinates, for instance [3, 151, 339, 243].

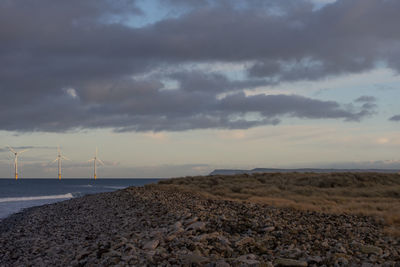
[62, 156, 70, 161]
[46, 158, 58, 166]
[19, 149, 30, 155]
[97, 159, 105, 166]
[7, 146, 16, 154]
[87, 159, 95, 162]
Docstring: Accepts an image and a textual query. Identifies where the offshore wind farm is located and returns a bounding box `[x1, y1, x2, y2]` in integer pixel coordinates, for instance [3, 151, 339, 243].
[5, 146, 106, 180]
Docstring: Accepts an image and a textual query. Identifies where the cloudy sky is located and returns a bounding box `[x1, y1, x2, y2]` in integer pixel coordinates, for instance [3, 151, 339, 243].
[1, 0, 400, 178]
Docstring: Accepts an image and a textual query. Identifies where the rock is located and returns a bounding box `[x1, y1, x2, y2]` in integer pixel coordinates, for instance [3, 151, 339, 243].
[215, 259, 231, 267]
[360, 245, 383, 255]
[335, 243, 347, 253]
[112, 241, 125, 250]
[335, 257, 349, 265]
[121, 255, 136, 264]
[186, 221, 206, 231]
[165, 234, 176, 241]
[235, 237, 255, 247]
[96, 247, 110, 258]
[237, 254, 257, 261]
[76, 250, 91, 260]
[262, 226, 275, 232]
[321, 241, 329, 248]
[307, 256, 322, 263]
[275, 258, 308, 266]
[103, 249, 122, 258]
[237, 259, 260, 266]
[194, 232, 220, 242]
[217, 235, 231, 246]
[181, 253, 209, 264]
[172, 227, 185, 235]
[124, 243, 137, 252]
[173, 221, 183, 231]
[382, 261, 397, 267]
[236, 254, 260, 266]
[185, 217, 199, 225]
[195, 233, 210, 242]
[287, 248, 303, 258]
[143, 239, 159, 250]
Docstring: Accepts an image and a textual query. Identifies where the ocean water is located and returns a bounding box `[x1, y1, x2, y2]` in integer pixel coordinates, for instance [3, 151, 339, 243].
[0, 178, 160, 219]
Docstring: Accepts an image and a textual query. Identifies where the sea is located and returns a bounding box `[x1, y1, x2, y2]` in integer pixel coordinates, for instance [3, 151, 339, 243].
[0, 178, 160, 220]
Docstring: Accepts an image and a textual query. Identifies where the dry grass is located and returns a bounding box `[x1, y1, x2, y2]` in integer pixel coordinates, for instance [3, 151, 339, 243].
[158, 172, 400, 236]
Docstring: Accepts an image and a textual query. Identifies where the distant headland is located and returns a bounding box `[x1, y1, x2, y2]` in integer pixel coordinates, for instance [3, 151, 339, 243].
[209, 168, 400, 175]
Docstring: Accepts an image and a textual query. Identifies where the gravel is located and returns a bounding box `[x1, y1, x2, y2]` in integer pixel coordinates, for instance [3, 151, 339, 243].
[0, 186, 399, 266]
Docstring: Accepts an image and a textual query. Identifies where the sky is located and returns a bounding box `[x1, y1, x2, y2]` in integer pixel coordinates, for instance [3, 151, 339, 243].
[1, 0, 400, 178]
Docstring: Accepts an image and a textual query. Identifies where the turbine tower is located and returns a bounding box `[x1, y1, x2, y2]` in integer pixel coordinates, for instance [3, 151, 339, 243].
[88, 148, 104, 180]
[51, 146, 70, 180]
[7, 146, 29, 180]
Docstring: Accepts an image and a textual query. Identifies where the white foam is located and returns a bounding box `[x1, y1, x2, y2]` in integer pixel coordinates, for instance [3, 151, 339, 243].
[0, 193, 74, 203]
[79, 185, 93, 188]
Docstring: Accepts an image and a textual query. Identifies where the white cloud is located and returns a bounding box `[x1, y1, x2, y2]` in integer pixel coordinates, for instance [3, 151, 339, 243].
[64, 87, 78, 99]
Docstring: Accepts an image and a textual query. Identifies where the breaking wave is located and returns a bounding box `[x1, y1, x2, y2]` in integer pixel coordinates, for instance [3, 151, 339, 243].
[0, 193, 74, 203]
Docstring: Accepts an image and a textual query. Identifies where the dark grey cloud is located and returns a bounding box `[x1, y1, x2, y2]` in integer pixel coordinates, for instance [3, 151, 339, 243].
[0, 0, 392, 132]
[355, 96, 377, 103]
[0, 74, 375, 132]
[219, 93, 374, 121]
[354, 96, 377, 111]
[389, 115, 400, 122]
[169, 71, 268, 93]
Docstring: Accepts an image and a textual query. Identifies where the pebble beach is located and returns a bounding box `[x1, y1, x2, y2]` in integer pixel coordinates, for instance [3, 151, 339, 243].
[0, 185, 399, 266]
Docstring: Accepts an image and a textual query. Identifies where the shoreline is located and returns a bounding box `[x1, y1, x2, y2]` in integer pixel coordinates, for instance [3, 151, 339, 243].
[0, 178, 160, 220]
[1, 182, 399, 266]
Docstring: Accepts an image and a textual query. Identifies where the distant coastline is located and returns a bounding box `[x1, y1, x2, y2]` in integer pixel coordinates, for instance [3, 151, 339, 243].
[210, 168, 400, 175]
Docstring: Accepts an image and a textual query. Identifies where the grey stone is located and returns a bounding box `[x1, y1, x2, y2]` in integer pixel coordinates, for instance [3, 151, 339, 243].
[360, 245, 383, 255]
[186, 221, 206, 231]
[275, 258, 308, 267]
[143, 239, 159, 250]
[235, 237, 255, 247]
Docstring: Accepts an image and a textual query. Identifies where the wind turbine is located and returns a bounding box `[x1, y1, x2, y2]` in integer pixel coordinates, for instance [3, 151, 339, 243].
[51, 146, 70, 180]
[7, 146, 29, 180]
[88, 148, 104, 180]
